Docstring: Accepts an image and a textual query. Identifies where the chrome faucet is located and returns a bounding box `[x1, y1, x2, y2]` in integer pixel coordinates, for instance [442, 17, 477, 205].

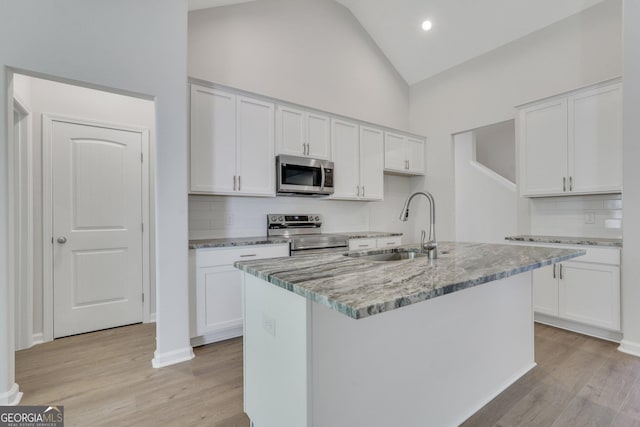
[399, 191, 437, 259]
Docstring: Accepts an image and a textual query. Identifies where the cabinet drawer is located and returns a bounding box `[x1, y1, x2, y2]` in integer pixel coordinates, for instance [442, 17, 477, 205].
[509, 242, 619, 265]
[349, 238, 377, 251]
[196, 244, 289, 267]
[376, 237, 402, 248]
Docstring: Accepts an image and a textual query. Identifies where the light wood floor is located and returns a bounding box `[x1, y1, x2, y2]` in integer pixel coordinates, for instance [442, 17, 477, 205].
[16, 323, 640, 426]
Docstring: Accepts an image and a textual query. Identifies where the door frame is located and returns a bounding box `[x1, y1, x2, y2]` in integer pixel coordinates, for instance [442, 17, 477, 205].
[42, 114, 151, 342]
[12, 95, 33, 350]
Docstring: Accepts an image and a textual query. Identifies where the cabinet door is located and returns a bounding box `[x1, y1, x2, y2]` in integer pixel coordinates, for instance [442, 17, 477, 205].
[569, 83, 622, 194]
[384, 131, 406, 171]
[190, 85, 236, 193]
[196, 265, 243, 336]
[520, 98, 568, 196]
[558, 262, 620, 331]
[331, 119, 359, 199]
[236, 96, 275, 196]
[307, 112, 331, 160]
[532, 264, 559, 316]
[276, 105, 305, 156]
[406, 137, 425, 174]
[359, 126, 384, 200]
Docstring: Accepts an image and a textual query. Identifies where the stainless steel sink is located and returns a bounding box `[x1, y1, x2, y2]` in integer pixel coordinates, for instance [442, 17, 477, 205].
[344, 248, 430, 262]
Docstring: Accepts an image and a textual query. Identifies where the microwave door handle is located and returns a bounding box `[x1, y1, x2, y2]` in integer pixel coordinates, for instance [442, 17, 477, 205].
[320, 164, 325, 190]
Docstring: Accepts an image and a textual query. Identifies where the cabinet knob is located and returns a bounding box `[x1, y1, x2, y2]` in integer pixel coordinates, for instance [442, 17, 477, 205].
[57, 236, 67, 244]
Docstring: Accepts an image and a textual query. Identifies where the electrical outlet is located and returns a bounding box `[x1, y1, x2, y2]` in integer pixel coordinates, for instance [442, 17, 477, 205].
[225, 214, 234, 226]
[585, 212, 596, 224]
[262, 314, 276, 337]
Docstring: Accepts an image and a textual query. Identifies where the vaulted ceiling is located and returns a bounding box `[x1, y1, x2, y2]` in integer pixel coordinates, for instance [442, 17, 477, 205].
[188, 0, 606, 85]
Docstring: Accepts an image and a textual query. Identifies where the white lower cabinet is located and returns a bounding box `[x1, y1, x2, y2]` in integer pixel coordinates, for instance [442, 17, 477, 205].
[348, 236, 402, 251]
[190, 244, 289, 346]
[558, 262, 620, 331]
[528, 244, 621, 336]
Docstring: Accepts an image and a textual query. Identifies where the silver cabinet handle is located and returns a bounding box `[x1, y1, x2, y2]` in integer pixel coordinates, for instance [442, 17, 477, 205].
[569, 176, 573, 191]
[356, 185, 360, 197]
[362, 186, 365, 197]
[238, 175, 241, 191]
[358, 244, 368, 247]
[553, 264, 556, 279]
[233, 175, 237, 191]
[407, 160, 410, 170]
[559, 264, 563, 280]
[563, 177, 566, 192]
[240, 254, 257, 258]
[57, 236, 67, 244]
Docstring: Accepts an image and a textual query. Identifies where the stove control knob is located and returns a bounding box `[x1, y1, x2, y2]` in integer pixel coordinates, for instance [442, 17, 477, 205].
[315, 216, 320, 221]
[278, 216, 284, 222]
[270, 216, 278, 222]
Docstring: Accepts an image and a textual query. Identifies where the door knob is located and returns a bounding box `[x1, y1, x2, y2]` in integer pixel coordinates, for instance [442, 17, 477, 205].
[57, 236, 67, 244]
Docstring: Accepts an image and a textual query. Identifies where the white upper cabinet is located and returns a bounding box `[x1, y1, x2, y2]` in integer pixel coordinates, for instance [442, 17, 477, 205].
[384, 131, 425, 175]
[190, 84, 275, 196]
[359, 126, 384, 200]
[569, 83, 622, 194]
[276, 105, 331, 160]
[236, 96, 275, 196]
[331, 119, 384, 201]
[520, 98, 568, 196]
[519, 80, 622, 197]
[331, 118, 359, 199]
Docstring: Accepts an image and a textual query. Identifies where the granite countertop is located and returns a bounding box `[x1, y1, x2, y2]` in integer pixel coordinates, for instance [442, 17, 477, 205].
[235, 241, 584, 320]
[189, 231, 402, 249]
[505, 235, 622, 248]
[189, 236, 291, 249]
[343, 231, 403, 239]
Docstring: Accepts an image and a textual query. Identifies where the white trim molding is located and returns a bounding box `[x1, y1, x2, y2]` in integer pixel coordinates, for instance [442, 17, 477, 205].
[618, 340, 640, 358]
[152, 347, 195, 369]
[0, 383, 22, 406]
[12, 96, 34, 351]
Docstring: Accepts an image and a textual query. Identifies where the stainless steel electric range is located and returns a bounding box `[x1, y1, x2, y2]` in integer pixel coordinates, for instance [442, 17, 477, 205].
[267, 214, 348, 256]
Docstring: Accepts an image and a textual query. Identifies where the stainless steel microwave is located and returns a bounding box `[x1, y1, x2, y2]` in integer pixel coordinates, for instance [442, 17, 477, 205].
[276, 155, 334, 196]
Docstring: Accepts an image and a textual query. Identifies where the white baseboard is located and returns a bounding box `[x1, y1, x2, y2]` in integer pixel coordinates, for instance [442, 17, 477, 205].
[534, 313, 623, 342]
[31, 332, 44, 346]
[618, 340, 640, 358]
[190, 326, 242, 347]
[151, 346, 195, 368]
[148, 313, 156, 323]
[0, 383, 23, 405]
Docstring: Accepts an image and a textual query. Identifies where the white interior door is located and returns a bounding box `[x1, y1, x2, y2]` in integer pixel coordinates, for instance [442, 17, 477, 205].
[51, 118, 143, 338]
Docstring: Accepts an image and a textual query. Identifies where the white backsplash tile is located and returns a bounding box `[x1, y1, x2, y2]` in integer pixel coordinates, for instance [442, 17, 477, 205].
[529, 194, 622, 239]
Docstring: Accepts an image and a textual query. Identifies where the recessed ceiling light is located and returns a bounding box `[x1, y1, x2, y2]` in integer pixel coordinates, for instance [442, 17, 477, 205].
[421, 20, 433, 31]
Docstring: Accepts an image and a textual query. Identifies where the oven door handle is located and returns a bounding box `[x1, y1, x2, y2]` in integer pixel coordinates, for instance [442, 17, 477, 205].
[320, 163, 326, 191]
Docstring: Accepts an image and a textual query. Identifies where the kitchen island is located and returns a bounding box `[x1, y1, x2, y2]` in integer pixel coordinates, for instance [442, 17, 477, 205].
[235, 242, 584, 427]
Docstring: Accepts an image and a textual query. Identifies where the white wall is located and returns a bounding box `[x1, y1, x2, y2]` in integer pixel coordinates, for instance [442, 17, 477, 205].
[620, 0, 640, 356]
[189, 174, 414, 240]
[474, 120, 516, 183]
[409, 0, 622, 242]
[188, 0, 409, 130]
[0, 0, 189, 404]
[529, 195, 622, 239]
[16, 76, 156, 338]
[454, 131, 517, 243]
[188, 0, 417, 243]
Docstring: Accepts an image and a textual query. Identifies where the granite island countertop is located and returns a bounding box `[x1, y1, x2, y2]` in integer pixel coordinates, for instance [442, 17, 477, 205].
[235, 241, 584, 320]
[505, 235, 622, 248]
[189, 231, 402, 249]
